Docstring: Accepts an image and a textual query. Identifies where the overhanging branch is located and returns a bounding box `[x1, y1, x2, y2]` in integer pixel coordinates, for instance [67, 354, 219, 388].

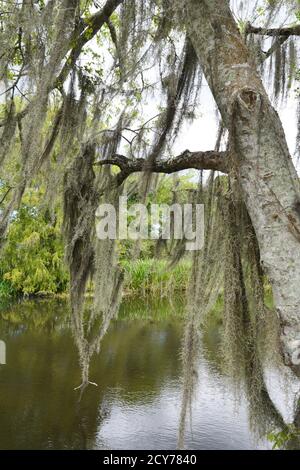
[95, 149, 228, 187]
[245, 22, 300, 37]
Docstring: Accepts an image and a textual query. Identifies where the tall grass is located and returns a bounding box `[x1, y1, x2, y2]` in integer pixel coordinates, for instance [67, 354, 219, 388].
[0, 280, 16, 300]
[121, 258, 191, 296]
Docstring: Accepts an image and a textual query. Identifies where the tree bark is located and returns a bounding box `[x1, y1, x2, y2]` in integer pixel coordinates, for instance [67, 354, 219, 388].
[95, 149, 228, 186]
[185, 0, 300, 371]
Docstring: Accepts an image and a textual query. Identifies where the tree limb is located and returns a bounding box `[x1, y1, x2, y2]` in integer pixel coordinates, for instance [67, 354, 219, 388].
[245, 22, 300, 37]
[95, 150, 228, 187]
[0, 0, 124, 124]
[55, 0, 124, 88]
[263, 36, 289, 60]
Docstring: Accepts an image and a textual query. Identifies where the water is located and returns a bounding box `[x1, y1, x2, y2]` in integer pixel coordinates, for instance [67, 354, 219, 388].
[0, 297, 295, 450]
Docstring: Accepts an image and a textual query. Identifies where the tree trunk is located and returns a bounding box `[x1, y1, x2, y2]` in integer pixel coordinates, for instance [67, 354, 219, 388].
[185, 0, 300, 370]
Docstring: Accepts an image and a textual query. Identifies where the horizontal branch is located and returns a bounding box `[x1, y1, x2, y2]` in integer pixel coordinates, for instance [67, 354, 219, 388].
[245, 22, 300, 37]
[95, 150, 228, 186]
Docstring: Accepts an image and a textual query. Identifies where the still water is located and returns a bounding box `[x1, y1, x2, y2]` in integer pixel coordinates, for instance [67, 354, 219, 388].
[0, 297, 297, 450]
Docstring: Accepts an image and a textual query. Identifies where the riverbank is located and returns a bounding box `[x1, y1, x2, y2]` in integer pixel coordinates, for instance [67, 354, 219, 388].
[0, 258, 192, 303]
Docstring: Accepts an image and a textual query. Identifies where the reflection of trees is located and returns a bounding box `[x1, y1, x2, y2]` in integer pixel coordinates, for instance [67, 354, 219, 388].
[2, 295, 299, 449]
[0, 299, 69, 335]
[72, 289, 185, 399]
[119, 296, 185, 321]
[95, 321, 182, 398]
[0, 333, 92, 449]
[0, 302, 183, 449]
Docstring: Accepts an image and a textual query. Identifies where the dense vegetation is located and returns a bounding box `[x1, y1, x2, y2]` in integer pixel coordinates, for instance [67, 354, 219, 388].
[0, 173, 195, 298]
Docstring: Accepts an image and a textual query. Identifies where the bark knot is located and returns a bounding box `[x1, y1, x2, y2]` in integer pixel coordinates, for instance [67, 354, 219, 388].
[238, 89, 261, 111]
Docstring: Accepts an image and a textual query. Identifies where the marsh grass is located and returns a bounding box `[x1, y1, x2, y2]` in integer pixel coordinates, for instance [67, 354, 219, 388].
[122, 258, 192, 296]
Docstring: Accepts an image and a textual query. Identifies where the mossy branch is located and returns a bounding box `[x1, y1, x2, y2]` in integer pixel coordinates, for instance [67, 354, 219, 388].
[54, 0, 124, 88]
[95, 149, 228, 186]
[245, 23, 300, 37]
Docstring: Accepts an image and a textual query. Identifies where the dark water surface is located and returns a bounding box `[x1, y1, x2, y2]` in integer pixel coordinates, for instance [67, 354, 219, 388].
[0, 297, 294, 450]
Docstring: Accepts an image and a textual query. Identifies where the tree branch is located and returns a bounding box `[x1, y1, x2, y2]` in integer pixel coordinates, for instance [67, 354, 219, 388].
[1, 0, 124, 124]
[55, 0, 124, 88]
[263, 36, 289, 60]
[95, 150, 228, 187]
[245, 22, 300, 37]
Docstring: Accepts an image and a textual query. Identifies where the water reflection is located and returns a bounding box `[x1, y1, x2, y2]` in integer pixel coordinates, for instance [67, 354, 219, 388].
[0, 297, 299, 449]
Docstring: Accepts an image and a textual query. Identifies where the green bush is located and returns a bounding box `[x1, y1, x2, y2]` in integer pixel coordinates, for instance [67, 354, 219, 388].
[0, 193, 68, 296]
